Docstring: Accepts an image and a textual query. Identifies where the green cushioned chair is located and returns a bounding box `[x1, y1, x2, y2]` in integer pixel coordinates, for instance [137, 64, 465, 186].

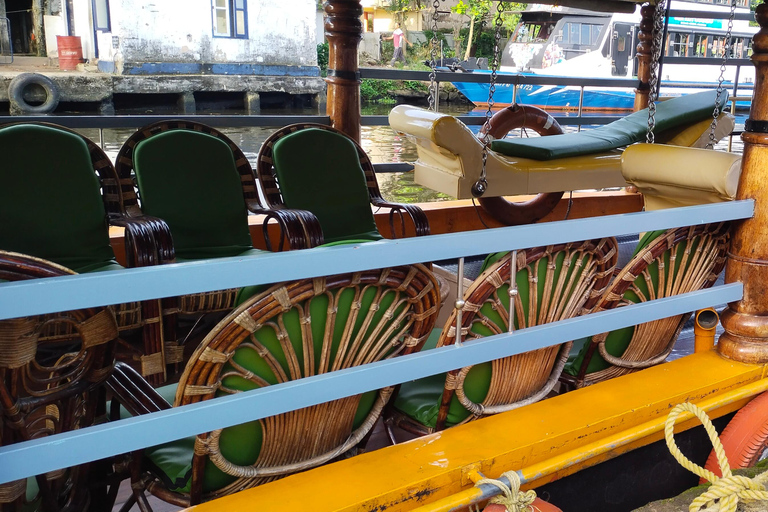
[108, 264, 440, 507]
[256, 123, 430, 243]
[115, 121, 288, 379]
[386, 238, 617, 436]
[0, 251, 120, 512]
[491, 90, 728, 161]
[560, 223, 730, 390]
[0, 122, 166, 384]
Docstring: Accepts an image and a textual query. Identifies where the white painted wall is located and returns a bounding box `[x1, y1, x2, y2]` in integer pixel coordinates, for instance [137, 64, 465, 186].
[99, 0, 317, 67]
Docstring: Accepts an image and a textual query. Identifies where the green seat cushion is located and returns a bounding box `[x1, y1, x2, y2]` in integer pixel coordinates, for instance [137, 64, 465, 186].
[0, 124, 118, 272]
[563, 230, 670, 376]
[394, 328, 492, 428]
[133, 130, 255, 260]
[175, 247, 264, 263]
[271, 129, 382, 244]
[396, 249, 587, 428]
[491, 91, 728, 161]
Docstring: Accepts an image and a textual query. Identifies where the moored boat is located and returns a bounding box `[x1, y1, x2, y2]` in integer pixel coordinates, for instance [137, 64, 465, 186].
[450, 0, 757, 111]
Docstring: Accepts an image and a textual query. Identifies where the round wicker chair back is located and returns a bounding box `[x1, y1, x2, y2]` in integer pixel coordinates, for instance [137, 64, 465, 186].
[563, 223, 730, 389]
[162, 264, 439, 504]
[0, 251, 119, 512]
[433, 238, 617, 430]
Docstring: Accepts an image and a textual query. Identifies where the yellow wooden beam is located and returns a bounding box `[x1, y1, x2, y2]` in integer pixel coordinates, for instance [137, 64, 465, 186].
[182, 351, 767, 512]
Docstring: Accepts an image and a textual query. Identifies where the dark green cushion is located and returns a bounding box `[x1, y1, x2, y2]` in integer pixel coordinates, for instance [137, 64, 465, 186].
[133, 130, 255, 260]
[395, 249, 588, 428]
[0, 124, 118, 272]
[271, 129, 382, 244]
[491, 91, 728, 161]
[564, 230, 672, 376]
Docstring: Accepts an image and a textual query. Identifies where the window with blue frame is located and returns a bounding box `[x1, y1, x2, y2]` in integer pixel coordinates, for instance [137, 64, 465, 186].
[212, 0, 247, 38]
[92, 0, 110, 31]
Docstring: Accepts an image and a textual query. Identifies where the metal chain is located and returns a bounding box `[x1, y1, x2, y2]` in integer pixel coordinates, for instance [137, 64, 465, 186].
[472, 0, 505, 198]
[646, 0, 667, 144]
[707, 0, 737, 149]
[428, 0, 442, 112]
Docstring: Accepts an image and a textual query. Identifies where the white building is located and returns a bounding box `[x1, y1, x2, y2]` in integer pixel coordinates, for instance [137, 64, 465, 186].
[42, 0, 319, 75]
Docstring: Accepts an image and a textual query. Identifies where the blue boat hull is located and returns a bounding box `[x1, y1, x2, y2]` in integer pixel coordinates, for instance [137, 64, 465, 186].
[453, 73, 752, 112]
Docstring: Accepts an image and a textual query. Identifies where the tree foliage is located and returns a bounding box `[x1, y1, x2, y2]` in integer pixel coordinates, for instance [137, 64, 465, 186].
[451, 1, 526, 59]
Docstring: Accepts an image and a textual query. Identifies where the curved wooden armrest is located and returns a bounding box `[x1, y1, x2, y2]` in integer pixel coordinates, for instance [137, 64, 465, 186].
[260, 207, 325, 251]
[107, 362, 173, 419]
[371, 198, 430, 238]
[110, 215, 175, 267]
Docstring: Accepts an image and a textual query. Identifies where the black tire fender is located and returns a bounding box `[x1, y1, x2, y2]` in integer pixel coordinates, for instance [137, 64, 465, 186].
[9, 73, 60, 114]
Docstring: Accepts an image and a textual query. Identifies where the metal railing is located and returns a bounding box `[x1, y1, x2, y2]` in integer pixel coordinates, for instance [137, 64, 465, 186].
[0, 200, 753, 484]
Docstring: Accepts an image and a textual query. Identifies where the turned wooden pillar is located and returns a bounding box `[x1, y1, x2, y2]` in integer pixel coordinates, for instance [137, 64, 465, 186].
[718, 4, 768, 364]
[634, 3, 655, 111]
[324, 0, 362, 142]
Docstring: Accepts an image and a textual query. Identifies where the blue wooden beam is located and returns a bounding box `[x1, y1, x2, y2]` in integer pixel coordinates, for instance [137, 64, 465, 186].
[0, 201, 753, 320]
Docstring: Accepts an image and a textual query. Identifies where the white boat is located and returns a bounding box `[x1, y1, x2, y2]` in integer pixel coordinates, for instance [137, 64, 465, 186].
[452, 0, 757, 111]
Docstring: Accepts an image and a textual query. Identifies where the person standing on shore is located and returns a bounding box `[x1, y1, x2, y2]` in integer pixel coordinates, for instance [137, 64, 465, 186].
[384, 23, 411, 66]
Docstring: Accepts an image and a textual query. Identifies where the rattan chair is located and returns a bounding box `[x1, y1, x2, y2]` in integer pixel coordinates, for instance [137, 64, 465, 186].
[385, 238, 618, 436]
[0, 251, 121, 512]
[0, 122, 169, 385]
[108, 264, 440, 508]
[256, 123, 430, 243]
[560, 223, 730, 389]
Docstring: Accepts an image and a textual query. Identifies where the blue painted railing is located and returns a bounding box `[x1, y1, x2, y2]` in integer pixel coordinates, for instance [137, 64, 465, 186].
[0, 200, 754, 484]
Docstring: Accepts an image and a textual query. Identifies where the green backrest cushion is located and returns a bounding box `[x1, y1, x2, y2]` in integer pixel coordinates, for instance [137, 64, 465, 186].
[491, 91, 728, 161]
[0, 124, 118, 273]
[564, 230, 684, 376]
[397, 249, 587, 428]
[271, 129, 382, 243]
[133, 130, 254, 259]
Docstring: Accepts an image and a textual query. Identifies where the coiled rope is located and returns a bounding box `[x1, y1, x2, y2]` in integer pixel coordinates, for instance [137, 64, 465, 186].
[665, 402, 768, 511]
[475, 471, 537, 512]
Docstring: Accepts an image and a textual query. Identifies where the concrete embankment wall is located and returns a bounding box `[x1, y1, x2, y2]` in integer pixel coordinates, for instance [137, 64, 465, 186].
[0, 70, 326, 115]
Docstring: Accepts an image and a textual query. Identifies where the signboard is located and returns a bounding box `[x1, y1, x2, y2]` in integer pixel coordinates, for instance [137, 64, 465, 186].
[668, 17, 723, 29]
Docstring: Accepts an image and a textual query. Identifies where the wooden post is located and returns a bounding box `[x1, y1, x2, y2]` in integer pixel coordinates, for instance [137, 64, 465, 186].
[324, 0, 363, 142]
[634, 3, 654, 111]
[718, 4, 768, 364]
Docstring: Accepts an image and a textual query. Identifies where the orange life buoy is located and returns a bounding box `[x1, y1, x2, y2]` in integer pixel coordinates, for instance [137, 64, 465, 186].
[702, 391, 768, 481]
[484, 497, 563, 512]
[476, 104, 566, 226]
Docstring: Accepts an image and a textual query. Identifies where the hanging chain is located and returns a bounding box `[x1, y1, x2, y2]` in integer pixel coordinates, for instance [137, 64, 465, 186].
[707, 0, 736, 149]
[428, 0, 442, 112]
[472, 1, 505, 198]
[646, 0, 667, 144]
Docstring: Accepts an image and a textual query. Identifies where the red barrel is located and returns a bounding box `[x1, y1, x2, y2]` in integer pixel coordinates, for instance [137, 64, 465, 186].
[57, 36, 83, 70]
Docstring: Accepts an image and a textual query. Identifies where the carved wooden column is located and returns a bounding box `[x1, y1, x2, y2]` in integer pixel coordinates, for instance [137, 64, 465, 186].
[718, 4, 768, 364]
[324, 0, 362, 142]
[634, 3, 655, 111]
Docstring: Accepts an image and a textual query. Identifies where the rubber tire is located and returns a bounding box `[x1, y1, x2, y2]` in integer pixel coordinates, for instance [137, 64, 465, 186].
[9, 73, 60, 114]
[703, 391, 768, 480]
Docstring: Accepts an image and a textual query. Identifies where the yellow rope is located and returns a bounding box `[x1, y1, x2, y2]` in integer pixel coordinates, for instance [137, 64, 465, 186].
[665, 402, 768, 512]
[476, 471, 537, 512]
